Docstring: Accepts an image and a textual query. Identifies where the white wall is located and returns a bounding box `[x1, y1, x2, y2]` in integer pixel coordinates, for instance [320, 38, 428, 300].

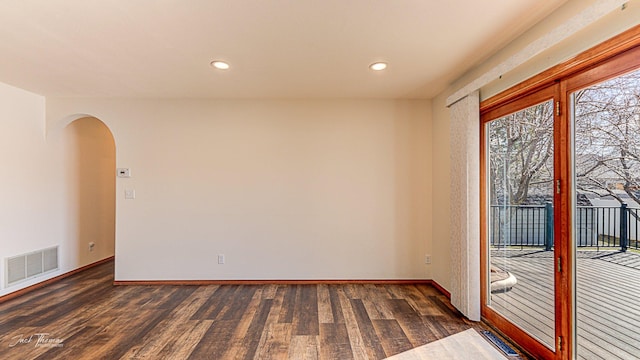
[47, 98, 432, 280]
[0, 82, 50, 295]
[0, 83, 115, 297]
[430, 0, 640, 292]
[430, 92, 453, 291]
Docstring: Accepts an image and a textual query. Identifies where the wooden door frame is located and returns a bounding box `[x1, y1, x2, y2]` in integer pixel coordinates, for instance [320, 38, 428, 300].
[480, 25, 640, 360]
[480, 85, 560, 360]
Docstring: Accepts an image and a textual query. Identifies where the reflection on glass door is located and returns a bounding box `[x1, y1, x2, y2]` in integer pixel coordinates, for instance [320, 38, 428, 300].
[572, 68, 640, 359]
[487, 99, 556, 349]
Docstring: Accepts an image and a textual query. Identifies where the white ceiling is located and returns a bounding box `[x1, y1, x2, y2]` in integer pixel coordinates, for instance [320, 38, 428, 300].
[0, 0, 567, 99]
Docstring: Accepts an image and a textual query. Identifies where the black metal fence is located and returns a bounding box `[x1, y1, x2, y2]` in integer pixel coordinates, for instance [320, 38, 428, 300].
[489, 203, 640, 251]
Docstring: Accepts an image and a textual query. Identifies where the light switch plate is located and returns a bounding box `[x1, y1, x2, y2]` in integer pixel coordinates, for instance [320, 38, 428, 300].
[124, 189, 135, 199]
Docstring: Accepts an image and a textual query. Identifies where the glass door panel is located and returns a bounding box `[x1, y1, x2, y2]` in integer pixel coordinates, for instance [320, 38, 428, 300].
[572, 68, 640, 360]
[487, 99, 556, 349]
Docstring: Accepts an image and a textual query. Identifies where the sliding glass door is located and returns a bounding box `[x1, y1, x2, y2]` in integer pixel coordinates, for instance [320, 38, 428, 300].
[482, 86, 558, 357]
[570, 65, 640, 360]
[482, 40, 640, 359]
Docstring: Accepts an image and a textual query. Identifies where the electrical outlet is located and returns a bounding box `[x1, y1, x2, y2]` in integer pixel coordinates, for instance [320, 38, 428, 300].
[425, 255, 431, 264]
[218, 254, 225, 264]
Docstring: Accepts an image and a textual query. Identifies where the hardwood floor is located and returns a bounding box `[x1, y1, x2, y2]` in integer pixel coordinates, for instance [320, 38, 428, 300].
[0, 261, 512, 359]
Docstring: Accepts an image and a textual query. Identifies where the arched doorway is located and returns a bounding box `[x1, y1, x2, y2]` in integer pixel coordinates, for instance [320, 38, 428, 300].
[63, 117, 116, 266]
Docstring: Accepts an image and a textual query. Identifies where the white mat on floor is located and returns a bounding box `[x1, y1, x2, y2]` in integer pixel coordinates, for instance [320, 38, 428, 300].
[384, 329, 509, 360]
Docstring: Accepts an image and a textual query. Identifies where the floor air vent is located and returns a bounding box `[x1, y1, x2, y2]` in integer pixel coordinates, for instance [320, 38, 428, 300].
[5, 246, 58, 287]
[481, 330, 519, 357]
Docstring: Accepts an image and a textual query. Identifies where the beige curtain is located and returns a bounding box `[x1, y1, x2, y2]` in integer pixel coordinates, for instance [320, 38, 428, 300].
[449, 91, 481, 321]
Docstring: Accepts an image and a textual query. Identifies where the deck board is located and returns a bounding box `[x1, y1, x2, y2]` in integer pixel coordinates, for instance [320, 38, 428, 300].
[491, 249, 640, 360]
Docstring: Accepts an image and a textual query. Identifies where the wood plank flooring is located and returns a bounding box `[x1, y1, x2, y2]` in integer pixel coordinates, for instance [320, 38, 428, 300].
[0, 261, 512, 360]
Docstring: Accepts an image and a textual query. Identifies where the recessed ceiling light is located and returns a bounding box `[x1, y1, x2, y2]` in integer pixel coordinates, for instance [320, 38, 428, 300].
[369, 62, 388, 71]
[210, 60, 230, 70]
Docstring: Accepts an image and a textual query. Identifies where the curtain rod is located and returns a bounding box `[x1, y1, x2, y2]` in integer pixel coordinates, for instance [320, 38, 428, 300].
[446, 0, 628, 108]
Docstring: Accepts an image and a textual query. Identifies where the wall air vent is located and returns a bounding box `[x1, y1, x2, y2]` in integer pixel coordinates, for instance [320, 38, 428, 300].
[5, 246, 58, 287]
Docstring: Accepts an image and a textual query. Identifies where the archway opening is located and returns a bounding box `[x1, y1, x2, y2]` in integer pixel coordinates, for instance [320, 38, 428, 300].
[63, 117, 116, 267]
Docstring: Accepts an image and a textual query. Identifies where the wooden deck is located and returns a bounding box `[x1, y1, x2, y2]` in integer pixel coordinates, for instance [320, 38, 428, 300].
[490, 249, 640, 360]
